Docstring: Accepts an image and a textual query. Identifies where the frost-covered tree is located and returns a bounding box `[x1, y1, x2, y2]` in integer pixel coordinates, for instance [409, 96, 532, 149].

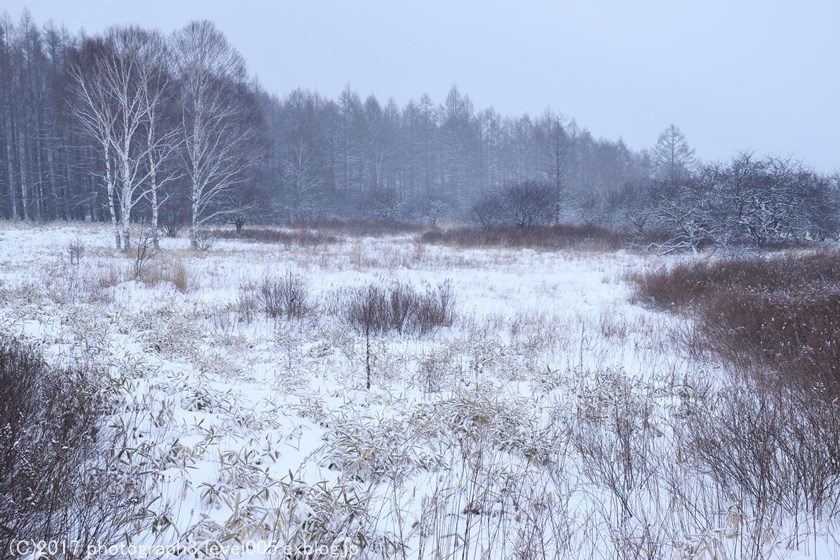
[650, 176, 720, 254]
[336, 84, 365, 192]
[440, 85, 480, 202]
[714, 154, 834, 245]
[539, 109, 571, 223]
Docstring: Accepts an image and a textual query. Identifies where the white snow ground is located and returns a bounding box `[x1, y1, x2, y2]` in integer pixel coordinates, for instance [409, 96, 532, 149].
[0, 222, 836, 559]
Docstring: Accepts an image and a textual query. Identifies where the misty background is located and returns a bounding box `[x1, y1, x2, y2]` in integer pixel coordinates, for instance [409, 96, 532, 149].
[0, 2, 838, 253]
[5, 0, 838, 172]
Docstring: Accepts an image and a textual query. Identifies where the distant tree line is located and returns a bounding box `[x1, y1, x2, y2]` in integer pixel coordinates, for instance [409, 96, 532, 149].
[1, 11, 837, 250]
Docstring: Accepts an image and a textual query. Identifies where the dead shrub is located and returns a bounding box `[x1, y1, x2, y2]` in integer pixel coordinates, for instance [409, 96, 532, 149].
[572, 372, 661, 519]
[633, 251, 840, 399]
[339, 280, 456, 336]
[192, 229, 215, 251]
[680, 383, 840, 527]
[258, 270, 312, 319]
[633, 250, 840, 532]
[341, 283, 396, 337]
[416, 280, 456, 335]
[130, 226, 159, 280]
[0, 337, 146, 554]
[633, 251, 840, 311]
[160, 222, 182, 238]
[67, 237, 85, 265]
[702, 287, 840, 398]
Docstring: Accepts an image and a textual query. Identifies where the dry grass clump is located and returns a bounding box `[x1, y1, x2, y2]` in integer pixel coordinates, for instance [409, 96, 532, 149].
[633, 251, 840, 398]
[142, 252, 190, 292]
[419, 223, 629, 251]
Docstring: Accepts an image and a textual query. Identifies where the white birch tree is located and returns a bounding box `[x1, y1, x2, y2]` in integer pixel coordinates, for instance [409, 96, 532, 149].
[171, 20, 258, 248]
[137, 31, 181, 248]
[69, 27, 176, 249]
[68, 37, 121, 247]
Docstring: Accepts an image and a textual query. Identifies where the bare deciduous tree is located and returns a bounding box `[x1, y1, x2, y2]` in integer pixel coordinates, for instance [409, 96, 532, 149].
[138, 31, 181, 248]
[69, 27, 177, 249]
[473, 180, 555, 228]
[172, 20, 260, 248]
[282, 139, 323, 221]
[68, 36, 121, 247]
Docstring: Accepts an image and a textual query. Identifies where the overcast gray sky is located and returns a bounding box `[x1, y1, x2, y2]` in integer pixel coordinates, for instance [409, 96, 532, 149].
[5, 0, 839, 172]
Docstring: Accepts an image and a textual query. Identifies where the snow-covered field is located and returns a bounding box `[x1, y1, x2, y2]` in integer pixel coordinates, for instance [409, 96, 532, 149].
[0, 222, 836, 559]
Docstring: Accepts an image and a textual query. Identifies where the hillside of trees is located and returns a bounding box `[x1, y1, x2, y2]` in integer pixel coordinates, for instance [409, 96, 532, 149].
[1, 11, 838, 251]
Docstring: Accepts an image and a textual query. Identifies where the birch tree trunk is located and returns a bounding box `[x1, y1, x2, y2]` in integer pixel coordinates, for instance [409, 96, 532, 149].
[104, 140, 120, 249]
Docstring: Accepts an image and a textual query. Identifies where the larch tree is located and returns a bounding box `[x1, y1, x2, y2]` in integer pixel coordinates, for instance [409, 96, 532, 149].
[653, 124, 697, 187]
[540, 108, 570, 223]
[337, 85, 364, 192]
